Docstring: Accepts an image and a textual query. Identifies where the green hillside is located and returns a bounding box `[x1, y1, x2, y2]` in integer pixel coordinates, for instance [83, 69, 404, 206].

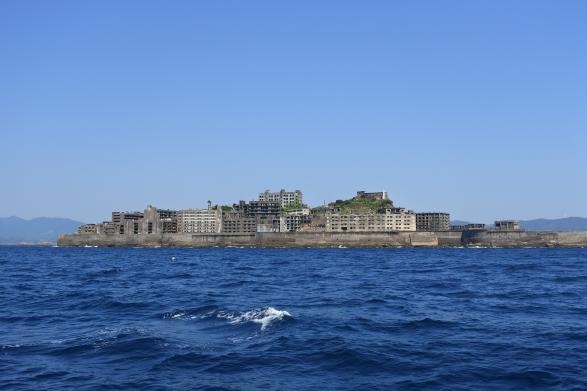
[329, 198, 392, 213]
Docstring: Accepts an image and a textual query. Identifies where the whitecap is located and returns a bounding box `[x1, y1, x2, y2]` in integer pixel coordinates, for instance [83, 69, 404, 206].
[163, 311, 192, 320]
[216, 307, 292, 330]
[1, 344, 21, 349]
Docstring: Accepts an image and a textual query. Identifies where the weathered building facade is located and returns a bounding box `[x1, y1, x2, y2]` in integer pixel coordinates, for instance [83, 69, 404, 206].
[259, 189, 303, 208]
[354, 191, 389, 201]
[221, 212, 257, 234]
[176, 207, 222, 233]
[112, 211, 144, 224]
[416, 212, 450, 231]
[280, 214, 312, 232]
[494, 220, 521, 230]
[78, 224, 97, 234]
[235, 200, 281, 218]
[326, 208, 416, 232]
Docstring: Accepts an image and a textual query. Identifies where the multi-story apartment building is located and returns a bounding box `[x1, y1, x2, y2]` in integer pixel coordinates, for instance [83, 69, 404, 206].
[259, 189, 303, 208]
[112, 211, 144, 224]
[139, 205, 179, 234]
[416, 212, 450, 231]
[125, 220, 142, 234]
[86, 206, 177, 235]
[176, 207, 222, 233]
[280, 214, 312, 232]
[326, 208, 416, 232]
[96, 221, 118, 235]
[278, 207, 312, 232]
[160, 219, 177, 234]
[156, 209, 177, 220]
[154, 208, 178, 233]
[221, 212, 257, 234]
[234, 200, 281, 219]
[256, 217, 282, 232]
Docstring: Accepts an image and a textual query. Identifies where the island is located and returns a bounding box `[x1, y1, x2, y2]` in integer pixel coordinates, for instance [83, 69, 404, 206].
[58, 189, 587, 248]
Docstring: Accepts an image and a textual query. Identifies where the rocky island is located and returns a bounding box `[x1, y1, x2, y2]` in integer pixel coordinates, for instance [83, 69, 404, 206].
[58, 189, 587, 248]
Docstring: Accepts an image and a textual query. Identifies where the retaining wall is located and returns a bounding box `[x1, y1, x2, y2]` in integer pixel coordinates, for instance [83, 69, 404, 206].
[58, 231, 438, 248]
[462, 230, 587, 247]
[57, 230, 587, 248]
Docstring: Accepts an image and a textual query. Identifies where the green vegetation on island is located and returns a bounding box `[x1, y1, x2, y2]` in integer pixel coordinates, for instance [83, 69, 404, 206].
[329, 198, 393, 213]
[282, 202, 304, 212]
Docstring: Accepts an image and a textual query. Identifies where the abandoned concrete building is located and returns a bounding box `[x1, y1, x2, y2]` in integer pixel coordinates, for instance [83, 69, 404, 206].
[326, 208, 416, 232]
[354, 191, 389, 201]
[176, 207, 222, 234]
[258, 189, 303, 208]
[494, 220, 521, 230]
[416, 212, 450, 231]
[234, 200, 281, 219]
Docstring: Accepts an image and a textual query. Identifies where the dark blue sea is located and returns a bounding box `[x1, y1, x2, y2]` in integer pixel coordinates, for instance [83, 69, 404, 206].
[1, 247, 587, 390]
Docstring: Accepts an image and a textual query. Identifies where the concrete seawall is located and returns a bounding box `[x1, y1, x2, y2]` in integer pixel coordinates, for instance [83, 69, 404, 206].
[461, 230, 587, 247]
[57, 232, 438, 248]
[58, 230, 587, 248]
[256, 232, 438, 247]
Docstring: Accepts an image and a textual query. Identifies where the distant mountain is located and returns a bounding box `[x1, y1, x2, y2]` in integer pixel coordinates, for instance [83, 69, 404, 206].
[520, 217, 587, 232]
[0, 216, 83, 244]
[451, 217, 587, 232]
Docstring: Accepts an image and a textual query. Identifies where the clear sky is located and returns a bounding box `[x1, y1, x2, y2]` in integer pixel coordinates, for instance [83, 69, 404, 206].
[1, 1, 585, 223]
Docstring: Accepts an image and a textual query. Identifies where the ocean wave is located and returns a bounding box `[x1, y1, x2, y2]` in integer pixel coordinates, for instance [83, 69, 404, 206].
[402, 317, 457, 329]
[83, 267, 124, 279]
[217, 279, 255, 288]
[163, 306, 292, 330]
[498, 369, 561, 387]
[0, 314, 55, 323]
[4, 247, 587, 390]
[1, 343, 22, 350]
[307, 346, 397, 374]
[46, 328, 165, 357]
[216, 307, 292, 330]
[553, 275, 587, 283]
[66, 297, 154, 312]
[161, 305, 218, 320]
[354, 316, 457, 333]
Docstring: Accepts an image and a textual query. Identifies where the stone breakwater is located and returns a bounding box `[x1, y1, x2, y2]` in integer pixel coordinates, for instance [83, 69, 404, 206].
[57, 231, 587, 248]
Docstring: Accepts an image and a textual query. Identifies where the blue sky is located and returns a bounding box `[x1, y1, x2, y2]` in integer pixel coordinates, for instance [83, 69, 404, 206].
[1, 1, 585, 223]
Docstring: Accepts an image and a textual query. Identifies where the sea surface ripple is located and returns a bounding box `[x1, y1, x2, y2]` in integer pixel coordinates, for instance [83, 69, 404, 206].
[1, 247, 587, 390]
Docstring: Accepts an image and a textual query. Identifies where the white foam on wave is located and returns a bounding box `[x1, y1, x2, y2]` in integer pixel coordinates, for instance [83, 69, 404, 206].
[163, 307, 292, 330]
[1, 344, 21, 349]
[217, 307, 292, 330]
[163, 311, 197, 320]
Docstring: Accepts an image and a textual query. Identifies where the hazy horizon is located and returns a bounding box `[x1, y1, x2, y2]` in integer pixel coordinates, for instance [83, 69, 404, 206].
[2, 1, 585, 223]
